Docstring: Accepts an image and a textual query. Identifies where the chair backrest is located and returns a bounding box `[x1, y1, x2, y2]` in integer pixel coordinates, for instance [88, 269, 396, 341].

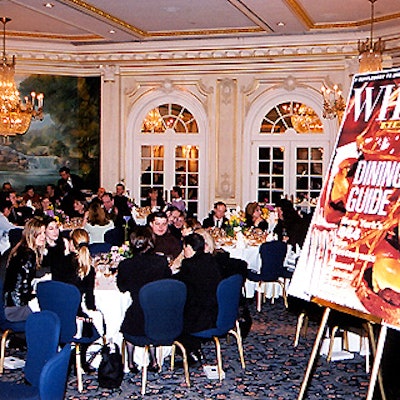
[89, 242, 112, 256]
[25, 310, 61, 387]
[139, 279, 187, 346]
[37, 281, 81, 343]
[39, 344, 71, 400]
[104, 227, 124, 246]
[259, 240, 288, 281]
[215, 274, 243, 331]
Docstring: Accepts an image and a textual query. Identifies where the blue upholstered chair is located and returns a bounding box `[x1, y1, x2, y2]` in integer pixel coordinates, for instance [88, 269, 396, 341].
[0, 344, 71, 400]
[104, 227, 124, 246]
[0, 279, 26, 374]
[123, 279, 189, 395]
[37, 281, 101, 392]
[24, 310, 61, 387]
[89, 242, 112, 256]
[247, 240, 289, 310]
[191, 274, 245, 381]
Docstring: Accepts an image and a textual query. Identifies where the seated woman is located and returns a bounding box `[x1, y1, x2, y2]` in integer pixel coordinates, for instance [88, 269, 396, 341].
[3, 217, 46, 321]
[196, 228, 248, 280]
[174, 233, 222, 363]
[41, 217, 70, 280]
[66, 228, 99, 372]
[117, 226, 172, 373]
[245, 202, 269, 231]
[84, 201, 114, 243]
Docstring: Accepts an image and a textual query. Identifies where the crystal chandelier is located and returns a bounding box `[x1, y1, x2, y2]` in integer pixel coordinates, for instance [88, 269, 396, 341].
[0, 17, 43, 139]
[321, 83, 346, 122]
[358, 0, 385, 73]
[142, 108, 163, 132]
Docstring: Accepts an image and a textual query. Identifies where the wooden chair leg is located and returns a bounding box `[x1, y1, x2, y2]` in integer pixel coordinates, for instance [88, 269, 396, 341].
[294, 312, 305, 347]
[141, 345, 149, 395]
[327, 326, 339, 362]
[173, 341, 190, 387]
[213, 337, 223, 382]
[0, 329, 11, 374]
[75, 343, 84, 393]
[229, 321, 245, 369]
[256, 283, 262, 312]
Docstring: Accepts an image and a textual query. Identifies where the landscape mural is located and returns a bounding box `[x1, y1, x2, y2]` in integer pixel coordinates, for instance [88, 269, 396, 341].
[0, 75, 100, 194]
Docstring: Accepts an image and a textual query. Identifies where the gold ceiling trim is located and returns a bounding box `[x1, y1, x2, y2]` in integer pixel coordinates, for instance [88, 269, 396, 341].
[149, 27, 265, 38]
[60, 0, 265, 39]
[59, 0, 146, 36]
[282, 0, 314, 29]
[7, 31, 102, 41]
[227, 0, 274, 32]
[283, 0, 400, 31]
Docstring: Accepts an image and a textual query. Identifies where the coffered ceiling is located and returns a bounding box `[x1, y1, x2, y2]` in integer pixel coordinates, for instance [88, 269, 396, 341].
[1, 0, 399, 47]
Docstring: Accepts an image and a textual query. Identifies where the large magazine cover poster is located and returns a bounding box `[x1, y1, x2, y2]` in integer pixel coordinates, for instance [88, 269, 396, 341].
[289, 68, 400, 328]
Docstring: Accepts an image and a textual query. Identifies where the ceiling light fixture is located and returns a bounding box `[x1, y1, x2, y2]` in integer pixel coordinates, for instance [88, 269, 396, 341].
[358, 0, 384, 73]
[321, 83, 345, 123]
[0, 17, 44, 139]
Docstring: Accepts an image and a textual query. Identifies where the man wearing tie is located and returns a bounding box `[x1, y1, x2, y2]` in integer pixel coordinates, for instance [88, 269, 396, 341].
[202, 201, 228, 229]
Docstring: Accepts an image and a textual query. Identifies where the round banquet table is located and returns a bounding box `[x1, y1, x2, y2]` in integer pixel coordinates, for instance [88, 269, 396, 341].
[221, 242, 284, 300]
[94, 268, 171, 368]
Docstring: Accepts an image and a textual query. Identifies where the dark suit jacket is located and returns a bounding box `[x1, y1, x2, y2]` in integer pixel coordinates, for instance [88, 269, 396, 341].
[202, 213, 228, 229]
[175, 252, 222, 333]
[117, 253, 171, 336]
[57, 174, 84, 194]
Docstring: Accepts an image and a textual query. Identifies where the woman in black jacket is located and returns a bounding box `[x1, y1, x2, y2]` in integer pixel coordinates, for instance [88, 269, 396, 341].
[117, 226, 171, 373]
[3, 217, 46, 321]
[174, 233, 222, 361]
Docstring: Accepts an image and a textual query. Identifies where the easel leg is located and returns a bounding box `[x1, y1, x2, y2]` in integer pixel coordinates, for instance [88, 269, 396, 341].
[297, 307, 330, 400]
[366, 324, 387, 400]
[366, 323, 386, 400]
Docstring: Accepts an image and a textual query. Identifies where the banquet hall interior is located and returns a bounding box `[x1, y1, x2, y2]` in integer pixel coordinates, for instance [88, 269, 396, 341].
[0, 1, 400, 399]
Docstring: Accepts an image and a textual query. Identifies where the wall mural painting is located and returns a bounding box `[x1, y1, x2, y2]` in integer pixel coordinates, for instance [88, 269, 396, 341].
[0, 75, 100, 194]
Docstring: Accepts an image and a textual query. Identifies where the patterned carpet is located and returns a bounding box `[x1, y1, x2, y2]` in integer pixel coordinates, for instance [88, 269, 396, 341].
[1, 297, 375, 399]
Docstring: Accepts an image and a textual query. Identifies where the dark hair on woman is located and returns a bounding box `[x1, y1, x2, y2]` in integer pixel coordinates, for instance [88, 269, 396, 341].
[129, 226, 155, 254]
[183, 232, 205, 253]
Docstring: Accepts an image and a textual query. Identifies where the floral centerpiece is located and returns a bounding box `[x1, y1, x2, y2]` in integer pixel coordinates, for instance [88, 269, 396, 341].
[224, 207, 246, 237]
[108, 243, 133, 264]
[45, 204, 67, 225]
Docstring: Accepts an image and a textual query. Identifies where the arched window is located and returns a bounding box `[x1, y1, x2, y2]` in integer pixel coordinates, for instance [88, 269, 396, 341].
[261, 101, 323, 134]
[252, 101, 327, 205]
[141, 104, 199, 134]
[136, 103, 202, 217]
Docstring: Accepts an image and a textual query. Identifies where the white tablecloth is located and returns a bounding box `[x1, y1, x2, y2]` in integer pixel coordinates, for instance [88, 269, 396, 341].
[222, 244, 284, 300]
[94, 272, 171, 368]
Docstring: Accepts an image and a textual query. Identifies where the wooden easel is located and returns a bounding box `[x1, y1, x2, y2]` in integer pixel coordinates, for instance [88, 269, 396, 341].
[297, 298, 386, 400]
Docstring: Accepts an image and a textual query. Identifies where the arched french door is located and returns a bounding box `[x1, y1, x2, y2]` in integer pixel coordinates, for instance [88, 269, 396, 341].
[245, 95, 334, 207]
[128, 101, 206, 217]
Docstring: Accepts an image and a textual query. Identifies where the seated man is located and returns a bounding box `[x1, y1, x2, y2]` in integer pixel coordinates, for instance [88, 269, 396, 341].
[148, 211, 182, 260]
[114, 183, 132, 218]
[202, 201, 228, 229]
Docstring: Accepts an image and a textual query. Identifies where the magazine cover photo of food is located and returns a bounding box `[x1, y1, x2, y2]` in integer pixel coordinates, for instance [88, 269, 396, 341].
[289, 68, 400, 328]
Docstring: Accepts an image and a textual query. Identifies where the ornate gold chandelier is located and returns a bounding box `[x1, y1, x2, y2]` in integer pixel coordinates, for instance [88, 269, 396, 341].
[358, 0, 384, 73]
[321, 83, 346, 123]
[0, 17, 43, 138]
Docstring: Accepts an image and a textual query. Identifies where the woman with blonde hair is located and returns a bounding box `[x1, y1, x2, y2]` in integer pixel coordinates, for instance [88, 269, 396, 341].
[66, 228, 100, 373]
[3, 217, 46, 321]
